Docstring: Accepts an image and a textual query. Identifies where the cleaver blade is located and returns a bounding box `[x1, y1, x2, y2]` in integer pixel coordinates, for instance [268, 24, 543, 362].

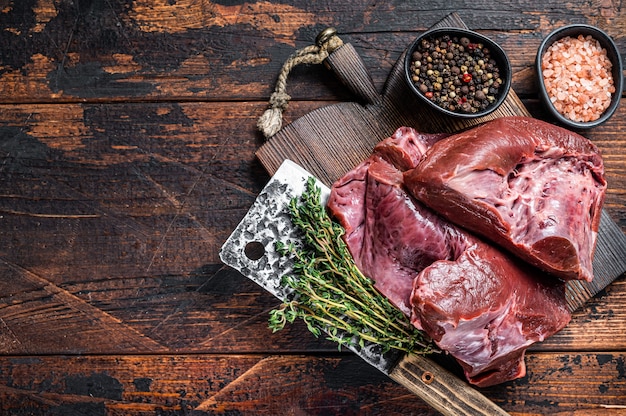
[220, 159, 511, 416]
[219, 159, 400, 372]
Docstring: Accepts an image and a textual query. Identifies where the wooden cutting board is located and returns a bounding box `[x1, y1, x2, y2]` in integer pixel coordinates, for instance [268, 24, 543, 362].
[255, 12, 626, 313]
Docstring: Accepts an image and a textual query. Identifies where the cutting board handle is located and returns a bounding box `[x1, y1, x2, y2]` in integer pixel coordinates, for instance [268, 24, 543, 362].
[324, 41, 381, 106]
[389, 354, 510, 416]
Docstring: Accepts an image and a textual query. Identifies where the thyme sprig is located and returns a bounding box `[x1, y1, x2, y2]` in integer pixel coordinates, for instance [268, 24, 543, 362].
[269, 178, 437, 355]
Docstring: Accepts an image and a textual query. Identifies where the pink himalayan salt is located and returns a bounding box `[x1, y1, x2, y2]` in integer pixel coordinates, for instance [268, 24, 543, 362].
[541, 34, 615, 123]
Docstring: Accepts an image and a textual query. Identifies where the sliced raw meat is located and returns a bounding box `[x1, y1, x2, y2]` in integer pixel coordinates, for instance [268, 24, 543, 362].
[327, 126, 571, 386]
[328, 127, 449, 315]
[404, 116, 606, 282]
[411, 241, 571, 387]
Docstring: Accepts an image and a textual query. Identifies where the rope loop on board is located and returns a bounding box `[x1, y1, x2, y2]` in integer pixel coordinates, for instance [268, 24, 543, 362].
[257, 28, 344, 139]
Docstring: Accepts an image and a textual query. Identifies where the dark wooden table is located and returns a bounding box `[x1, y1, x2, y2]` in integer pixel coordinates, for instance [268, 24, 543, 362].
[1, 1, 625, 414]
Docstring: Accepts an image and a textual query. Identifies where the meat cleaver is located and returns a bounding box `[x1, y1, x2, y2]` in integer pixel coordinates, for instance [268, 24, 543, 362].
[220, 159, 511, 416]
[220, 160, 626, 415]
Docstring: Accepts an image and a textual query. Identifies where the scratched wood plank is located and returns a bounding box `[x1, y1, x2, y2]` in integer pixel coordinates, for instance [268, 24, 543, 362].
[0, 353, 624, 415]
[0, 2, 625, 415]
[1, 251, 624, 356]
[0, 1, 624, 103]
[0, 101, 625, 355]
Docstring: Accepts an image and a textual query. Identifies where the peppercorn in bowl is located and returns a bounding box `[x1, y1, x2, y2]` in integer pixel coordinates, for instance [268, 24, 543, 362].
[404, 27, 512, 118]
[536, 24, 623, 129]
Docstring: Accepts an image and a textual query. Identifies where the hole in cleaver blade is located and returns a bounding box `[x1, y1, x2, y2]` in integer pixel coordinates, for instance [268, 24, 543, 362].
[219, 159, 404, 374]
[219, 160, 328, 302]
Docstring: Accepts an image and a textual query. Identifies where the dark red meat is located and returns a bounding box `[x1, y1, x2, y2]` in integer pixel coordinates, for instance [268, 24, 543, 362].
[404, 116, 606, 282]
[411, 241, 570, 387]
[327, 126, 571, 387]
[328, 127, 450, 315]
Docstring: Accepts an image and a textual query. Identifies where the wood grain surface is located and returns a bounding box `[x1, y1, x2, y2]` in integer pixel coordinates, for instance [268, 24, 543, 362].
[1, 1, 625, 415]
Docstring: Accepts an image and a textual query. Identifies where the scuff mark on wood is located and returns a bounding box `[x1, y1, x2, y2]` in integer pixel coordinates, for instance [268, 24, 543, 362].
[102, 54, 143, 74]
[128, 0, 330, 44]
[0, 54, 58, 98]
[31, 0, 59, 33]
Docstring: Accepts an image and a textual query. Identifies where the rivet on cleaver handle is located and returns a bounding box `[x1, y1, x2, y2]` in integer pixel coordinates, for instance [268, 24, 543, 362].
[219, 159, 510, 416]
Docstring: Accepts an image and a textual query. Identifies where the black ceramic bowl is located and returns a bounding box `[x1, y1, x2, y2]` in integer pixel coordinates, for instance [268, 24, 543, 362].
[404, 27, 512, 118]
[536, 24, 623, 129]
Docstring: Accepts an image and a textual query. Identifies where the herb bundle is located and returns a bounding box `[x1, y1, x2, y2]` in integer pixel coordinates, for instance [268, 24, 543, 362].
[269, 178, 436, 355]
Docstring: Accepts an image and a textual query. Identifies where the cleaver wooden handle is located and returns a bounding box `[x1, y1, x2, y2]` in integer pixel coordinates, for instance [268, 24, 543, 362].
[389, 354, 510, 415]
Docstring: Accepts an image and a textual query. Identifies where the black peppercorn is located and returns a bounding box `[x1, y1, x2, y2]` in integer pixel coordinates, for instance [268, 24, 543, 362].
[409, 33, 504, 114]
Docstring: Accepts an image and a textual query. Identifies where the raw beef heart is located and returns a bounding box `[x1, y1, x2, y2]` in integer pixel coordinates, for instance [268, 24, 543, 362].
[327, 126, 571, 387]
[404, 116, 606, 282]
[327, 127, 449, 315]
[411, 241, 571, 387]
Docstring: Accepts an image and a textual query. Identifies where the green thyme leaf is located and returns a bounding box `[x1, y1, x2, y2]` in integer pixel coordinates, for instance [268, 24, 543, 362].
[269, 177, 438, 355]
